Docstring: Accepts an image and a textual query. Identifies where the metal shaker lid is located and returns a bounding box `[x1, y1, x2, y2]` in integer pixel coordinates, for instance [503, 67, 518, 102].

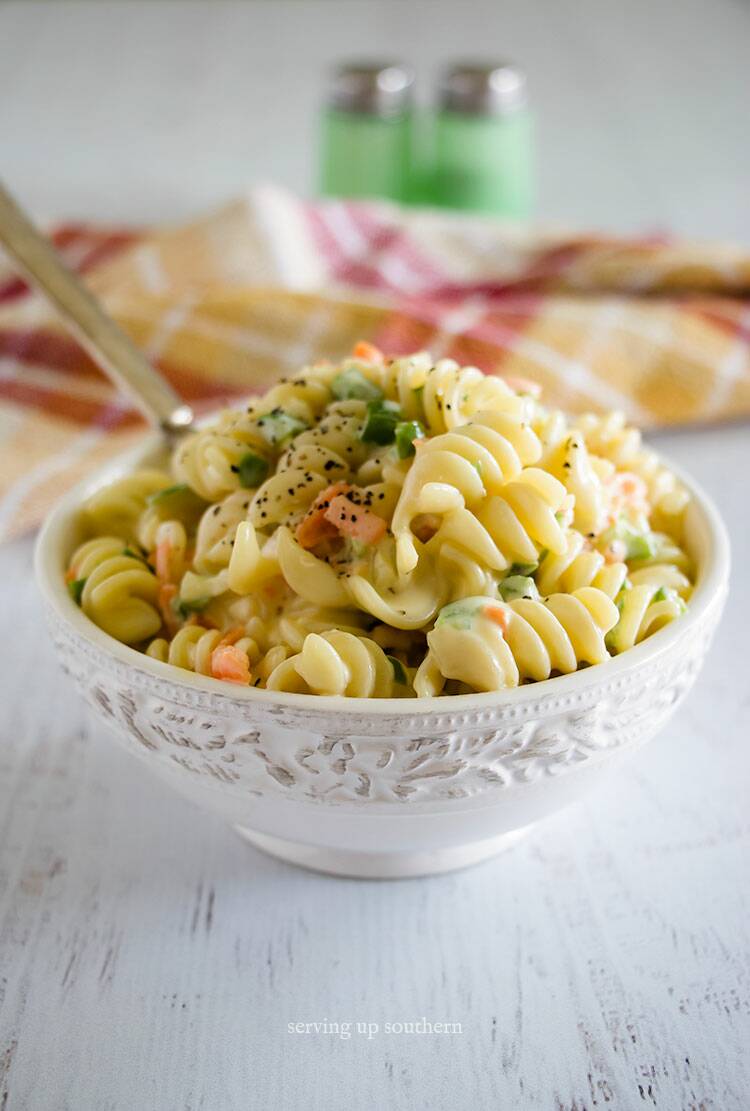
[327, 62, 415, 117]
[439, 62, 527, 115]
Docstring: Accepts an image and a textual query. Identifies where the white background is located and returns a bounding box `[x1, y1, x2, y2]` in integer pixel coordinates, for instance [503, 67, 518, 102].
[1, 2, 749, 1109]
[3, 0, 750, 240]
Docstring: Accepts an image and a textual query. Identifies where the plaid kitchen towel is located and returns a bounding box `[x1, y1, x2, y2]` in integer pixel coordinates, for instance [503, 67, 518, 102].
[1, 184, 749, 540]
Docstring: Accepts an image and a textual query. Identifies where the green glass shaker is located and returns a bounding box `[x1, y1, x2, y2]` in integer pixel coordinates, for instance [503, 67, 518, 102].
[432, 62, 534, 217]
[320, 62, 415, 203]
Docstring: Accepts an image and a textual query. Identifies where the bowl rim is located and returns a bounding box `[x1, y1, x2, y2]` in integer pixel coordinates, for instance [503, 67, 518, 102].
[35, 430, 731, 717]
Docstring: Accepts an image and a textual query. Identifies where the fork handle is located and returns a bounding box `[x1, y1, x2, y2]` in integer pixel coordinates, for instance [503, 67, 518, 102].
[0, 181, 194, 438]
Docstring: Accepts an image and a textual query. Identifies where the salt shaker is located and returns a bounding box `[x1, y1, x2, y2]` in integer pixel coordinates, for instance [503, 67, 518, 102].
[431, 62, 534, 217]
[319, 62, 415, 203]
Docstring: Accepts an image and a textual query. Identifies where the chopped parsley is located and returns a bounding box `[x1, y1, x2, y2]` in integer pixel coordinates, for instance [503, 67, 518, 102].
[387, 656, 408, 686]
[145, 483, 207, 525]
[331, 368, 383, 403]
[435, 598, 485, 630]
[601, 518, 656, 562]
[147, 482, 190, 505]
[652, 586, 684, 611]
[256, 408, 308, 446]
[173, 596, 211, 620]
[237, 452, 269, 488]
[508, 560, 538, 576]
[394, 420, 425, 459]
[361, 399, 401, 445]
[499, 575, 539, 602]
[68, 577, 86, 605]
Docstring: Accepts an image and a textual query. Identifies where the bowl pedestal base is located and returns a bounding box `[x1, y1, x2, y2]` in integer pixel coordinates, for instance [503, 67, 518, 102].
[234, 825, 532, 879]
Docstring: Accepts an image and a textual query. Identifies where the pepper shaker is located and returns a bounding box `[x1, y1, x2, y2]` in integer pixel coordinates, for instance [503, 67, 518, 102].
[319, 62, 415, 203]
[431, 62, 534, 217]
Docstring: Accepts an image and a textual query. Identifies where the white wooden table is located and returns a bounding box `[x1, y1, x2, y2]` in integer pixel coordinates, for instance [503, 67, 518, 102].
[1, 3, 749, 1108]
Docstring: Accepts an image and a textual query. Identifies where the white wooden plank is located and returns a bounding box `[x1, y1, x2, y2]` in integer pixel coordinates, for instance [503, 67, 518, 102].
[0, 428, 746, 1111]
[0, 2, 748, 1106]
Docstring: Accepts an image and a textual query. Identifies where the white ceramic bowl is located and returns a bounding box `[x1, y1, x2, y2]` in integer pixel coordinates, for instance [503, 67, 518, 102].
[35, 434, 730, 878]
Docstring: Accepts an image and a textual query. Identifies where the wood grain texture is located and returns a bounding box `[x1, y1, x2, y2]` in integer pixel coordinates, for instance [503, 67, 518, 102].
[0, 424, 747, 1111]
[1, 2, 749, 1106]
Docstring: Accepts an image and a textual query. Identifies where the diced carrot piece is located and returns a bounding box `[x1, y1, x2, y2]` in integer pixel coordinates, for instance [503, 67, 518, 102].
[210, 645, 251, 685]
[155, 537, 173, 583]
[297, 482, 387, 549]
[159, 582, 177, 608]
[296, 482, 353, 549]
[622, 473, 648, 501]
[483, 605, 509, 634]
[324, 495, 387, 545]
[158, 582, 179, 635]
[295, 507, 339, 550]
[352, 340, 383, 362]
[261, 577, 286, 601]
[217, 626, 246, 648]
[608, 471, 650, 514]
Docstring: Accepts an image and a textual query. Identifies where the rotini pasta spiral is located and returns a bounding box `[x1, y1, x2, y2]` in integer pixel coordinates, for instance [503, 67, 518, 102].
[147, 625, 259, 680]
[391, 412, 544, 574]
[83, 470, 172, 541]
[193, 490, 252, 574]
[573, 411, 689, 534]
[266, 631, 404, 697]
[535, 410, 611, 536]
[413, 465, 570, 591]
[274, 526, 446, 629]
[607, 583, 687, 654]
[273, 598, 371, 651]
[536, 530, 628, 598]
[174, 376, 331, 502]
[135, 482, 207, 553]
[248, 399, 370, 530]
[173, 419, 267, 502]
[379, 353, 530, 432]
[69, 537, 162, 644]
[627, 561, 691, 596]
[416, 588, 619, 694]
[68, 345, 694, 696]
[345, 538, 447, 629]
